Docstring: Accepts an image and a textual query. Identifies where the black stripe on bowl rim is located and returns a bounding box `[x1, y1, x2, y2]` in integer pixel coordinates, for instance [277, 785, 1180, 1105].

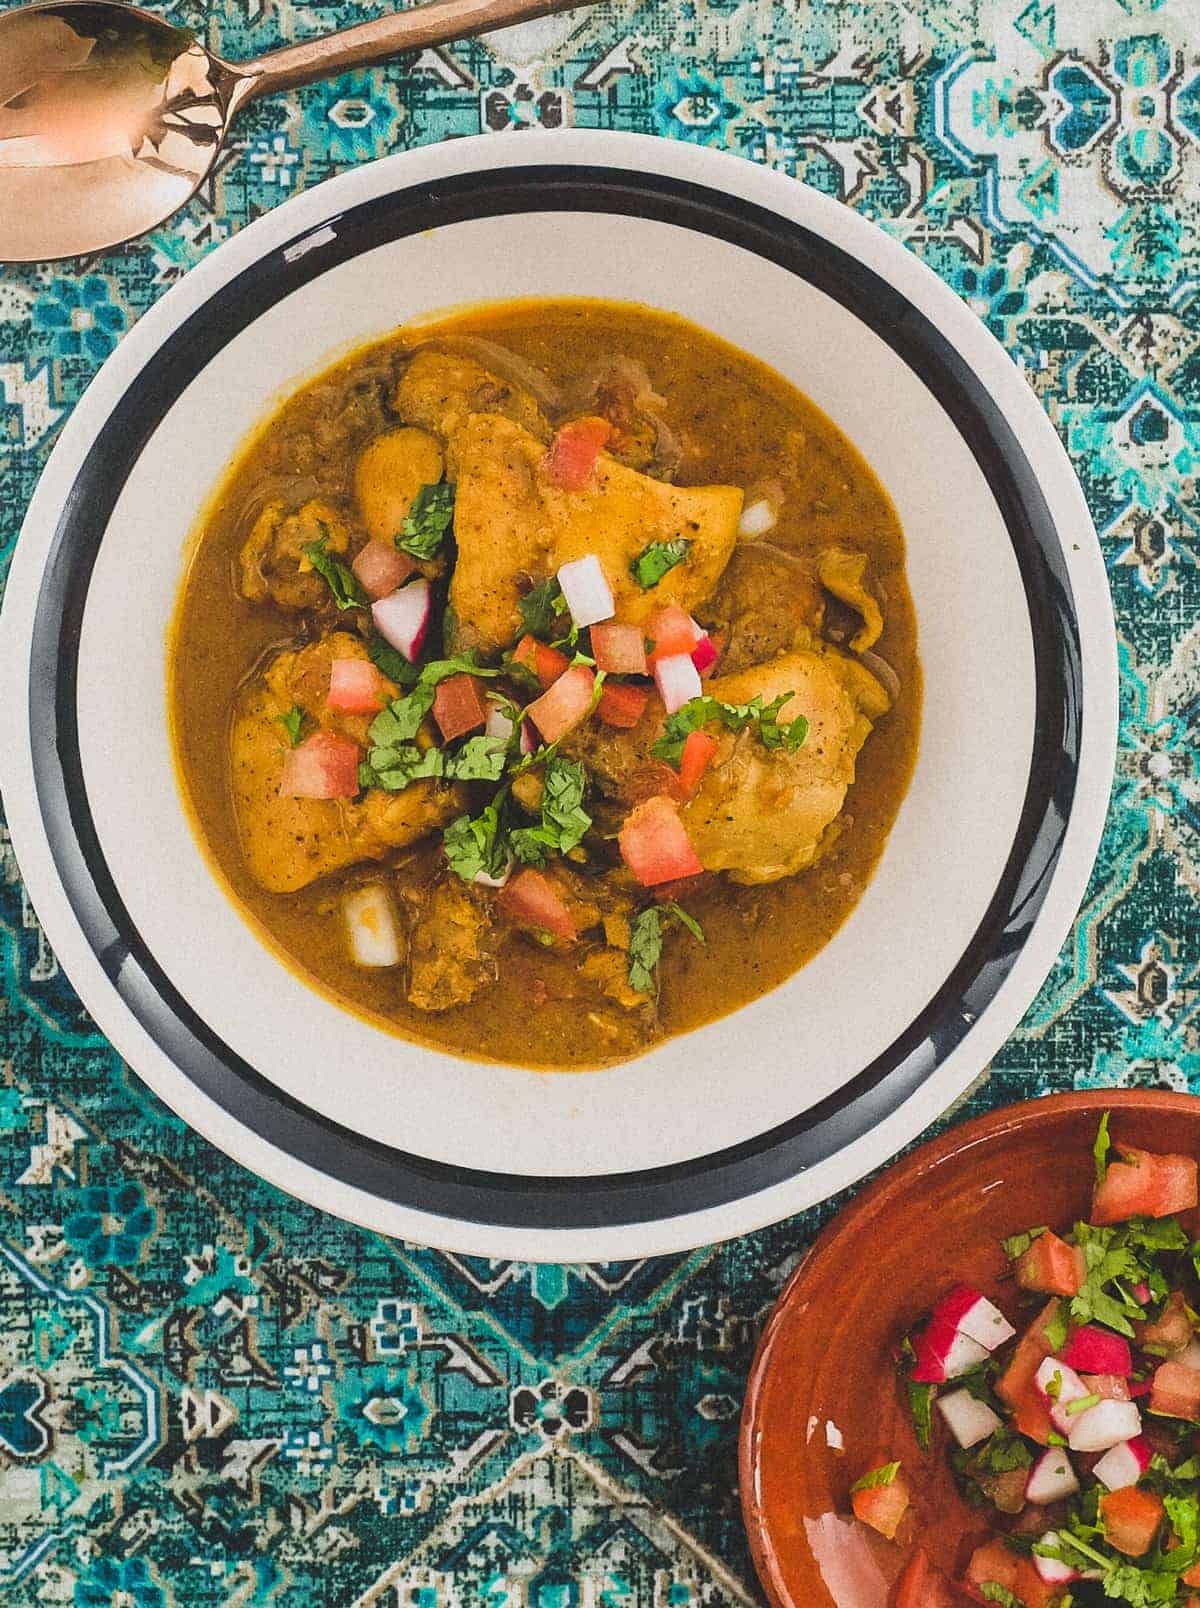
[28, 165, 1082, 1232]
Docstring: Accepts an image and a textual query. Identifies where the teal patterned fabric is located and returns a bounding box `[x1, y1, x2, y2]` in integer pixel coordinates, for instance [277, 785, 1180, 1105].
[1, 0, 1198, 1601]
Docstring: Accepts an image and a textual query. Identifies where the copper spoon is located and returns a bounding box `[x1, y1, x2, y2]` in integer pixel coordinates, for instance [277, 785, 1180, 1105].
[0, 0, 602, 262]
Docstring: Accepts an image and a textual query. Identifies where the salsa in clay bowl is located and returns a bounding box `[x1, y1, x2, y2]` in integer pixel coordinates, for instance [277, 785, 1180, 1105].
[740, 1091, 1200, 1607]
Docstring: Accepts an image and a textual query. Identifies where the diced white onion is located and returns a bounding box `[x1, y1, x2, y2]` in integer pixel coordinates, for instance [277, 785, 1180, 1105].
[344, 884, 401, 968]
[473, 862, 512, 889]
[556, 554, 614, 629]
[936, 1388, 1002, 1449]
[738, 497, 777, 538]
[654, 652, 702, 715]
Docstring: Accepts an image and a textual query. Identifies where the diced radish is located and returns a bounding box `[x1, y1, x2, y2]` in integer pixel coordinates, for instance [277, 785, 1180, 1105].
[486, 701, 515, 742]
[526, 665, 596, 744]
[512, 634, 570, 689]
[645, 604, 701, 666]
[737, 497, 777, 537]
[1130, 1377, 1152, 1398]
[343, 884, 401, 968]
[520, 720, 537, 756]
[1134, 1281, 1152, 1305]
[691, 633, 719, 676]
[352, 539, 416, 600]
[592, 622, 648, 676]
[936, 1388, 1002, 1449]
[1033, 1534, 1080, 1586]
[1150, 1360, 1200, 1419]
[327, 658, 389, 715]
[1093, 1435, 1152, 1492]
[678, 730, 719, 796]
[850, 1469, 910, 1540]
[1100, 1486, 1164, 1557]
[1067, 1397, 1142, 1452]
[654, 652, 702, 715]
[911, 1316, 989, 1383]
[597, 681, 649, 730]
[1059, 1325, 1132, 1377]
[280, 730, 361, 800]
[619, 796, 704, 887]
[933, 1284, 1017, 1351]
[1034, 1356, 1090, 1434]
[432, 673, 487, 742]
[1017, 1231, 1086, 1297]
[542, 416, 611, 491]
[557, 554, 614, 629]
[1025, 1448, 1080, 1505]
[497, 870, 575, 939]
[372, 578, 430, 662]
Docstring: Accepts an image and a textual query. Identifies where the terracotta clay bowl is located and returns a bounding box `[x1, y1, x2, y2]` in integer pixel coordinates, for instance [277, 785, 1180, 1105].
[739, 1089, 1200, 1607]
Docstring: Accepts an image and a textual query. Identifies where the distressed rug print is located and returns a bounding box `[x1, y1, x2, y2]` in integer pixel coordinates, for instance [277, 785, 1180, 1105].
[1, 0, 1199, 1601]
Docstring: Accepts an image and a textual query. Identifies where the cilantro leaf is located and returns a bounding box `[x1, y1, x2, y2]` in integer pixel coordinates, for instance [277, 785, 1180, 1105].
[445, 735, 509, 783]
[1069, 1222, 1148, 1338]
[627, 902, 706, 995]
[368, 633, 421, 686]
[1094, 1110, 1112, 1185]
[397, 482, 454, 560]
[303, 536, 367, 610]
[906, 1380, 934, 1452]
[1002, 1226, 1047, 1261]
[849, 1460, 900, 1493]
[966, 1428, 1032, 1475]
[978, 1586, 1020, 1607]
[443, 801, 508, 884]
[508, 757, 593, 866]
[369, 655, 501, 747]
[276, 706, 305, 746]
[360, 743, 444, 792]
[518, 577, 568, 638]
[630, 537, 692, 589]
[652, 693, 808, 768]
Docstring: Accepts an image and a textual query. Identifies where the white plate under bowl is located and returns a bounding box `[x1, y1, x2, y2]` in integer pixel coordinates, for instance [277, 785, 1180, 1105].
[0, 131, 1116, 1260]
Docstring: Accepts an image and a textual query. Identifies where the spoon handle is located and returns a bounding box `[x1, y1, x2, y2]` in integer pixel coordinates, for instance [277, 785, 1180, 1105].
[234, 0, 603, 101]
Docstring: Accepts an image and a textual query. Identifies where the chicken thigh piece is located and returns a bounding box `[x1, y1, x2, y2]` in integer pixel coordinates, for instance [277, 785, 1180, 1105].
[229, 632, 463, 894]
[448, 413, 744, 654]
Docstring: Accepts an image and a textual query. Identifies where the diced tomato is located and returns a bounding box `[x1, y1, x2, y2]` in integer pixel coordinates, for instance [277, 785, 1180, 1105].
[541, 415, 612, 491]
[326, 658, 389, 715]
[996, 1300, 1061, 1445]
[619, 796, 704, 887]
[497, 870, 576, 940]
[1092, 1144, 1198, 1224]
[512, 634, 571, 690]
[1100, 1486, 1164, 1557]
[645, 604, 701, 667]
[1137, 1289, 1194, 1352]
[678, 730, 719, 796]
[591, 622, 648, 677]
[1183, 1557, 1200, 1589]
[351, 539, 416, 600]
[1080, 1372, 1132, 1402]
[850, 1470, 910, 1541]
[526, 665, 596, 744]
[1016, 1230, 1086, 1297]
[597, 680, 650, 729]
[963, 1542, 1062, 1608]
[1151, 1360, 1200, 1420]
[432, 673, 488, 742]
[280, 730, 361, 799]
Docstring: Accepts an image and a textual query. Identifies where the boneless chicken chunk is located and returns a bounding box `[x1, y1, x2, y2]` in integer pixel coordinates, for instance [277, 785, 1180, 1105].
[681, 650, 889, 884]
[392, 349, 550, 456]
[238, 498, 352, 611]
[354, 427, 444, 546]
[229, 632, 463, 894]
[447, 413, 743, 654]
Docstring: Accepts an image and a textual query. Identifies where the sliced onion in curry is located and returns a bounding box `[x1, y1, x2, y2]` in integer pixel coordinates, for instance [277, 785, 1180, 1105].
[859, 648, 902, 702]
[413, 335, 565, 416]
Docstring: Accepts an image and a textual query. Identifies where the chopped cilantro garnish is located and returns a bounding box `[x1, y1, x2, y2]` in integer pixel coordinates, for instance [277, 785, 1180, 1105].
[303, 535, 367, 610]
[849, 1460, 901, 1493]
[630, 537, 692, 589]
[1094, 1110, 1112, 1186]
[442, 801, 508, 884]
[518, 577, 567, 638]
[978, 1586, 1020, 1607]
[907, 1380, 934, 1452]
[1001, 1226, 1047, 1261]
[397, 482, 454, 560]
[275, 706, 305, 746]
[508, 757, 592, 867]
[369, 654, 502, 748]
[367, 633, 421, 686]
[1064, 1391, 1100, 1416]
[627, 902, 705, 995]
[1044, 1300, 1070, 1352]
[1069, 1221, 1151, 1338]
[652, 693, 808, 768]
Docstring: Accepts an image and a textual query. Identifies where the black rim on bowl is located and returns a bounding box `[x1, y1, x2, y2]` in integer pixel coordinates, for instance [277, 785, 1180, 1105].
[28, 166, 1082, 1231]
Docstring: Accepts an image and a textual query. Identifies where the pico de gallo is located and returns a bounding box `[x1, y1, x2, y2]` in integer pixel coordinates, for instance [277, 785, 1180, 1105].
[849, 1117, 1200, 1607]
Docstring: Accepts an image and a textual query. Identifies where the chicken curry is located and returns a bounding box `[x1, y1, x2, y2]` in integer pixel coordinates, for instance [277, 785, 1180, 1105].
[169, 299, 921, 1070]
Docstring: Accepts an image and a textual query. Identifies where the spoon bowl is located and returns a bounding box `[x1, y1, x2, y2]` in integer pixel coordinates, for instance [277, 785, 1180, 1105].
[0, 0, 599, 261]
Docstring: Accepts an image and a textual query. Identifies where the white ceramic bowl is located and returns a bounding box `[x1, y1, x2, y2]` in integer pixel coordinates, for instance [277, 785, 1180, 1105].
[0, 131, 1117, 1259]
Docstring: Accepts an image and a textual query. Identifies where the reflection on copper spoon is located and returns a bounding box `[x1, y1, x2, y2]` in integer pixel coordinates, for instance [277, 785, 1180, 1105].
[0, 0, 603, 261]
